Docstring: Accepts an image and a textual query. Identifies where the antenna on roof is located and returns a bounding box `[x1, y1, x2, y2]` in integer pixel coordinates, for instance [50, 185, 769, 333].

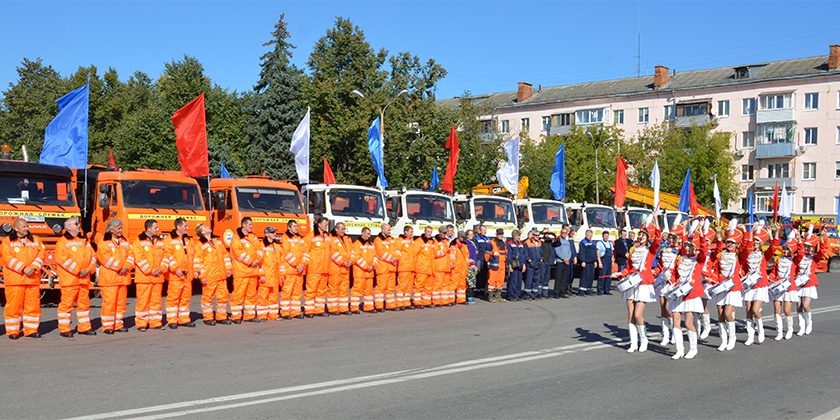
[636, 0, 641, 77]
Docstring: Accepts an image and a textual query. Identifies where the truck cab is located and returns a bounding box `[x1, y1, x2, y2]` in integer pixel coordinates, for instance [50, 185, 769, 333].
[617, 206, 653, 232]
[302, 184, 387, 239]
[565, 202, 618, 244]
[515, 198, 567, 236]
[385, 189, 455, 237]
[658, 210, 689, 231]
[452, 194, 517, 238]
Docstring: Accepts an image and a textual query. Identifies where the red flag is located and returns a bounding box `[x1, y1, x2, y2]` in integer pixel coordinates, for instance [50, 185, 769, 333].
[772, 181, 779, 221]
[323, 158, 336, 184]
[688, 181, 699, 215]
[172, 93, 209, 177]
[614, 154, 629, 207]
[441, 126, 459, 194]
[108, 148, 116, 169]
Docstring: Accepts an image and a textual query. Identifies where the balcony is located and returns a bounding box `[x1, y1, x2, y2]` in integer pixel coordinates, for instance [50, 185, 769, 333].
[549, 125, 572, 137]
[756, 108, 796, 124]
[675, 114, 713, 128]
[754, 177, 794, 190]
[756, 142, 795, 159]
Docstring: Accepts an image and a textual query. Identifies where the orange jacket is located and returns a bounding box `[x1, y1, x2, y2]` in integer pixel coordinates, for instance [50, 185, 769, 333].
[452, 241, 468, 276]
[374, 233, 398, 274]
[396, 234, 417, 273]
[132, 232, 167, 284]
[352, 237, 377, 278]
[195, 236, 232, 283]
[2, 232, 45, 286]
[165, 231, 198, 282]
[281, 231, 307, 275]
[433, 235, 452, 273]
[414, 235, 435, 275]
[329, 234, 353, 275]
[55, 233, 96, 287]
[262, 239, 286, 287]
[230, 228, 264, 278]
[304, 232, 332, 275]
[96, 233, 134, 286]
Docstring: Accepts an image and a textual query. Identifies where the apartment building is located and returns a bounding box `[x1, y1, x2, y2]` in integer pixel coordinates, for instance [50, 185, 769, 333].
[439, 45, 840, 218]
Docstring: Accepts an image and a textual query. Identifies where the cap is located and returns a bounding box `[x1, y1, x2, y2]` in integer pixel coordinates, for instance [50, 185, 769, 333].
[264, 226, 276, 234]
[496, 228, 505, 235]
[438, 226, 448, 233]
[457, 231, 467, 238]
[530, 227, 539, 234]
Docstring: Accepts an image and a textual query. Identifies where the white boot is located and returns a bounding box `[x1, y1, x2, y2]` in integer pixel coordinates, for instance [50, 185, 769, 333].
[692, 316, 701, 338]
[669, 318, 677, 344]
[805, 312, 813, 335]
[726, 321, 736, 350]
[757, 317, 765, 343]
[659, 317, 671, 346]
[774, 314, 784, 341]
[685, 331, 698, 359]
[700, 313, 711, 339]
[745, 318, 755, 346]
[627, 323, 638, 353]
[638, 324, 649, 353]
[671, 328, 684, 360]
[717, 322, 728, 351]
[785, 316, 794, 340]
[796, 313, 806, 336]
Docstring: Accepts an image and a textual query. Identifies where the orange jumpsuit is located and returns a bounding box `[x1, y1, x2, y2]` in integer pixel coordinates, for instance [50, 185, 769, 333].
[280, 231, 306, 318]
[395, 234, 417, 308]
[132, 232, 167, 329]
[328, 234, 353, 313]
[487, 238, 507, 292]
[374, 233, 398, 310]
[303, 232, 332, 315]
[230, 228, 264, 321]
[195, 236, 232, 322]
[414, 235, 435, 306]
[165, 232, 198, 325]
[432, 236, 452, 305]
[96, 233, 134, 332]
[56, 233, 96, 334]
[452, 242, 469, 304]
[2, 232, 45, 337]
[259, 239, 285, 320]
[351, 238, 377, 312]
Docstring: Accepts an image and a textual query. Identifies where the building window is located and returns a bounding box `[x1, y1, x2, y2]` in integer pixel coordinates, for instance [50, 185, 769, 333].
[741, 198, 749, 210]
[718, 100, 730, 117]
[575, 108, 605, 125]
[552, 113, 572, 127]
[501, 120, 509, 134]
[664, 105, 674, 121]
[741, 165, 754, 181]
[767, 163, 789, 178]
[756, 193, 772, 212]
[742, 131, 755, 149]
[541, 116, 550, 131]
[802, 197, 815, 214]
[805, 93, 819, 110]
[676, 104, 707, 117]
[835, 162, 840, 179]
[758, 123, 795, 144]
[837, 127, 840, 144]
[480, 120, 496, 133]
[613, 110, 624, 124]
[742, 98, 756, 115]
[802, 162, 816, 180]
[638, 108, 649, 123]
[804, 127, 818, 145]
[521, 118, 529, 129]
[759, 93, 792, 110]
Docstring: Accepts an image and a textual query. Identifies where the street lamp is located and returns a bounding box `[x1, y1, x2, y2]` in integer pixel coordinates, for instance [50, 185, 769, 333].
[351, 89, 409, 145]
[587, 132, 614, 204]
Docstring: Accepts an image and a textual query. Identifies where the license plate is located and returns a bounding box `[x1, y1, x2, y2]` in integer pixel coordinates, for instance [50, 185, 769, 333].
[21, 215, 45, 222]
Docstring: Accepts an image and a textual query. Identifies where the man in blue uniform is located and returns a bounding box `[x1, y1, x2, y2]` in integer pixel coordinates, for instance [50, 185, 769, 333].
[595, 231, 614, 295]
[524, 229, 543, 300]
[505, 230, 525, 301]
[474, 224, 490, 296]
[578, 230, 597, 296]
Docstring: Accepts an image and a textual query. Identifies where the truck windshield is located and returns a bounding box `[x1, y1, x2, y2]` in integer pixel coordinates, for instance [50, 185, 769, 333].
[122, 180, 203, 210]
[586, 207, 617, 228]
[474, 198, 515, 224]
[330, 188, 384, 218]
[627, 210, 651, 229]
[236, 187, 303, 214]
[532, 202, 567, 224]
[0, 174, 75, 206]
[666, 212, 688, 228]
[405, 194, 454, 222]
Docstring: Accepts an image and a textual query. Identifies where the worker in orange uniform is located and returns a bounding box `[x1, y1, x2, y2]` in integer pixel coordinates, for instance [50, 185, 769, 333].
[487, 228, 508, 302]
[351, 227, 377, 313]
[395, 225, 417, 310]
[195, 223, 232, 325]
[432, 226, 453, 307]
[230, 217, 265, 323]
[303, 217, 332, 318]
[164, 217, 198, 329]
[328, 222, 353, 315]
[96, 218, 134, 334]
[132, 219, 167, 331]
[374, 223, 398, 311]
[2, 218, 46, 339]
[451, 231, 470, 305]
[259, 226, 284, 321]
[414, 226, 435, 308]
[55, 218, 97, 338]
[280, 220, 306, 319]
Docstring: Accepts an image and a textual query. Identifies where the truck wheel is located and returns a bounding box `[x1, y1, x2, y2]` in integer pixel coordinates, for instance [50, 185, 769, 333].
[829, 257, 840, 273]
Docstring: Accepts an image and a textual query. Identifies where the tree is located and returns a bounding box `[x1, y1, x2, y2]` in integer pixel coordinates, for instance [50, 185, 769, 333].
[243, 14, 303, 180]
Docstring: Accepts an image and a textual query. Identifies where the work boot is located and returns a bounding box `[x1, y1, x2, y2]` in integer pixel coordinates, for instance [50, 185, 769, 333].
[488, 290, 497, 303]
[78, 330, 96, 336]
[169, 323, 179, 330]
[219, 319, 232, 325]
[203, 320, 216, 326]
[497, 290, 506, 302]
[60, 332, 73, 338]
[181, 322, 196, 328]
[8, 334, 19, 340]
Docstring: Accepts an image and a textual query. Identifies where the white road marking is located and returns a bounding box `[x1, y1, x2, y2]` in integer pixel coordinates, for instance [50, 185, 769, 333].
[812, 405, 840, 420]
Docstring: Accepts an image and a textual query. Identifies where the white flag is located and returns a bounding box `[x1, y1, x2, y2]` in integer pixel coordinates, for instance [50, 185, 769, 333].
[289, 107, 310, 184]
[713, 175, 722, 223]
[779, 182, 791, 218]
[495, 136, 520, 198]
[649, 161, 660, 213]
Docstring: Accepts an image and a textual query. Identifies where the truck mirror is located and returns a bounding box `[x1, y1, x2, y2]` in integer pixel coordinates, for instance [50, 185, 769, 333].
[98, 193, 108, 208]
[99, 184, 110, 194]
[213, 191, 226, 211]
[311, 193, 324, 214]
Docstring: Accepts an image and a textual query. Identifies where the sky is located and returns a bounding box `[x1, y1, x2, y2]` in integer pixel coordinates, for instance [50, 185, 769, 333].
[2, 1, 840, 101]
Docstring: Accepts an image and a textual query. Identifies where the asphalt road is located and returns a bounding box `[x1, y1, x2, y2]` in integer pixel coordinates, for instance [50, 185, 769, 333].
[1, 274, 839, 420]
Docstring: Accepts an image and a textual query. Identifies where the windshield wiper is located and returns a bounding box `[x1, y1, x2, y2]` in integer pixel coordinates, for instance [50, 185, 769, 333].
[145, 201, 163, 212]
[27, 198, 67, 211]
[167, 201, 197, 214]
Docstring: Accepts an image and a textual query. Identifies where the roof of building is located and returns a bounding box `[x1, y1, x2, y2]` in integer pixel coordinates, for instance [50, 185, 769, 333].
[436, 54, 838, 111]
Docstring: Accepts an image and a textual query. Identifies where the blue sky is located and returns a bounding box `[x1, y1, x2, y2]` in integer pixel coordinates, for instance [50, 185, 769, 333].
[2, 1, 839, 100]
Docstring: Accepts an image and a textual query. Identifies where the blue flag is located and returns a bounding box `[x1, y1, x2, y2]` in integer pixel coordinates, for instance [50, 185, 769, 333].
[430, 166, 438, 191]
[220, 162, 231, 179]
[368, 117, 388, 188]
[550, 143, 566, 200]
[40, 79, 89, 168]
[748, 190, 754, 225]
[678, 168, 692, 213]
